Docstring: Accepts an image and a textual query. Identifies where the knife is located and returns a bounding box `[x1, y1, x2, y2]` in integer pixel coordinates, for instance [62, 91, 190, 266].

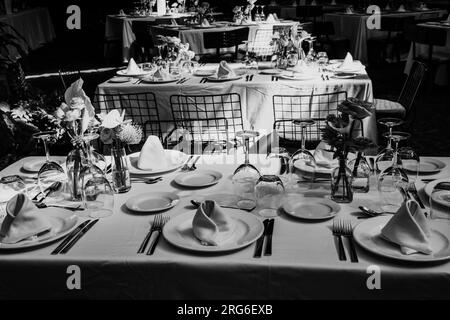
[51, 220, 91, 255]
[254, 219, 270, 258]
[190, 200, 256, 212]
[264, 219, 275, 256]
[33, 182, 62, 203]
[59, 219, 99, 254]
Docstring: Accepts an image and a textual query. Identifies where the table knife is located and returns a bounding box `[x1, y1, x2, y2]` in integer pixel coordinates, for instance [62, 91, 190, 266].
[254, 219, 270, 258]
[33, 182, 61, 203]
[264, 219, 275, 256]
[51, 220, 91, 255]
[59, 219, 99, 254]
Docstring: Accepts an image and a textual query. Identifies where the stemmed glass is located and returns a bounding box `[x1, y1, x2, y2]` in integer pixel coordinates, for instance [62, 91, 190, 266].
[377, 131, 410, 213]
[317, 52, 329, 72]
[261, 147, 291, 186]
[375, 117, 404, 173]
[232, 131, 261, 201]
[305, 38, 317, 64]
[260, 5, 266, 21]
[290, 120, 316, 190]
[33, 131, 66, 196]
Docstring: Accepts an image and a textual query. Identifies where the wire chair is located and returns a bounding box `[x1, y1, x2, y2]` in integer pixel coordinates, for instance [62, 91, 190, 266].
[273, 91, 351, 149]
[247, 28, 276, 58]
[93, 92, 162, 141]
[203, 27, 250, 61]
[169, 93, 244, 154]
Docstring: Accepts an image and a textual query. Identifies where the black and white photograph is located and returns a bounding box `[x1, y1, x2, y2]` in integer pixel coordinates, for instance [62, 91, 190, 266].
[0, 0, 449, 303]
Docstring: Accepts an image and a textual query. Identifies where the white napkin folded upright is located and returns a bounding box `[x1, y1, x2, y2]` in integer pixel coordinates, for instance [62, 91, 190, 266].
[138, 136, 168, 170]
[381, 200, 433, 255]
[346, 6, 354, 14]
[201, 19, 210, 27]
[217, 61, 236, 79]
[192, 201, 235, 246]
[341, 52, 354, 69]
[125, 58, 143, 75]
[313, 141, 338, 169]
[397, 5, 406, 12]
[153, 68, 171, 81]
[266, 14, 276, 23]
[0, 194, 52, 244]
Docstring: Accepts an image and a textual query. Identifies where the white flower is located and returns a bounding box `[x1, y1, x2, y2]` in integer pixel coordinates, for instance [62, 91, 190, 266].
[64, 109, 82, 122]
[69, 97, 86, 110]
[117, 123, 143, 145]
[102, 110, 125, 129]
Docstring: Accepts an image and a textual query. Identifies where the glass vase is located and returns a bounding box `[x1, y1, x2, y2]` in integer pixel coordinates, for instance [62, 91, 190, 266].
[66, 146, 88, 202]
[111, 146, 131, 194]
[331, 157, 354, 203]
[348, 152, 370, 193]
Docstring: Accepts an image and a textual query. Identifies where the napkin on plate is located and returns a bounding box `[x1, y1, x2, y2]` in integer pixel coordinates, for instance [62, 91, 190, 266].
[313, 141, 338, 169]
[118, 9, 126, 16]
[201, 19, 210, 27]
[125, 58, 143, 75]
[340, 52, 354, 69]
[381, 200, 432, 255]
[0, 194, 52, 244]
[138, 136, 168, 170]
[266, 14, 276, 23]
[346, 6, 354, 14]
[397, 4, 406, 12]
[192, 200, 235, 246]
[217, 61, 236, 79]
[153, 68, 172, 81]
[171, 18, 178, 26]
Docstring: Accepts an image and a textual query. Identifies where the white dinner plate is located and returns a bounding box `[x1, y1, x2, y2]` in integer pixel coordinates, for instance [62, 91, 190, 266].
[128, 150, 188, 175]
[206, 76, 242, 82]
[424, 179, 450, 208]
[126, 192, 180, 213]
[22, 159, 62, 173]
[332, 72, 358, 79]
[108, 77, 132, 83]
[405, 158, 446, 174]
[259, 69, 283, 75]
[283, 197, 340, 220]
[140, 77, 180, 84]
[193, 69, 216, 77]
[353, 215, 450, 263]
[163, 209, 264, 253]
[174, 170, 223, 188]
[0, 208, 78, 250]
[116, 70, 154, 77]
[279, 73, 321, 81]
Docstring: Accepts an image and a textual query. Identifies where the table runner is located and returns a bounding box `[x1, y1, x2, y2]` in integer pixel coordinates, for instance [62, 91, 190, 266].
[1, 154, 450, 299]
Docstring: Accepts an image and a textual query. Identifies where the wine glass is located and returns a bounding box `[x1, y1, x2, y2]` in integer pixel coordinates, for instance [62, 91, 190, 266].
[255, 175, 285, 217]
[305, 38, 317, 64]
[33, 131, 66, 198]
[290, 120, 316, 190]
[316, 51, 329, 72]
[375, 117, 404, 173]
[398, 146, 420, 183]
[83, 176, 115, 218]
[260, 5, 266, 21]
[232, 131, 261, 201]
[377, 132, 410, 213]
[261, 147, 291, 186]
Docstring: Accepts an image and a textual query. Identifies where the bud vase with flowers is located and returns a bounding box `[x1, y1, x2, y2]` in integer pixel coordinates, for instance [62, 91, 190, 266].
[321, 98, 376, 203]
[99, 110, 143, 194]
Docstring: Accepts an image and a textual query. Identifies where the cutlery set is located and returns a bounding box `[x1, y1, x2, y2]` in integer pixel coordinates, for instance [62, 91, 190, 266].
[321, 74, 330, 81]
[131, 176, 163, 184]
[138, 214, 170, 256]
[51, 219, 99, 255]
[181, 156, 200, 172]
[200, 78, 208, 84]
[332, 219, 358, 263]
[176, 78, 189, 85]
[254, 219, 275, 258]
[271, 76, 279, 82]
[245, 75, 254, 82]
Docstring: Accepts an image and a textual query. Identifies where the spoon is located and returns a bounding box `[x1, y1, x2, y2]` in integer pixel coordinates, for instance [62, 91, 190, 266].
[131, 177, 163, 184]
[358, 206, 387, 218]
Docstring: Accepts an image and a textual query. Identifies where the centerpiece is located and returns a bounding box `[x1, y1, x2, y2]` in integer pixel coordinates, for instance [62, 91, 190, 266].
[321, 98, 375, 203]
[270, 29, 311, 69]
[156, 35, 196, 74]
[187, 1, 214, 25]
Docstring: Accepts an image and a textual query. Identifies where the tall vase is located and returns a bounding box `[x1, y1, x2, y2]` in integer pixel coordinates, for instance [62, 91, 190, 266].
[111, 145, 131, 194]
[66, 146, 88, 201]
[331, 156, 354, 203]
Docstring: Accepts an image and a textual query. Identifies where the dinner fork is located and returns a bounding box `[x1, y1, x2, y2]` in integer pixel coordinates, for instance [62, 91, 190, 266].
[189, 156, 201, 171]
[342, 220, 358, 263]
[147, 216, 170, 256]
[332, 219, 347, 261]
[408, 182, 426, 209]
[181, 155, 194, 172]
[138, 214, 162, 254]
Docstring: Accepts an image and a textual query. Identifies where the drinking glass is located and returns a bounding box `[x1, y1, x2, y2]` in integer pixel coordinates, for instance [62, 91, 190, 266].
[430, 181, 450, 220]
[232, 131, 261, 200]
[260, 5, 266, 21]
[375, 118, 404, 173]
[261, 147, 291, 186]
[290, 120, 316, 190]
[255, 175, 285, 217]
[316, 51, 329, 72]
[398, 146, 420, 183]
[377, 132, 410, 213]
[83, 176, 115, 218]
[305, 38, 317, 64]
[33, 131, 66, 198]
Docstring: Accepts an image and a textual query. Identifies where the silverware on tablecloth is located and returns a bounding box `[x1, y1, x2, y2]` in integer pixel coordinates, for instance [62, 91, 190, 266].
[33, 181, 62, 203]
[342, 220, 358, 263]
[138, 215, 161, 254]
[190, 200, 256, 212]
[189, 156, 201, 171]
[249, 75, 254, 82]
[264, 219, 275, 256]
[332, 219, 347, 261]
[51, 220, 92, 255]
[359, 206, 386, 218]
[180, 78, 189, 84]
[408, 182, 426, 209]
[59, 219, 99, 254]
[422, 178, 437, 183]
[181, 155, 194, 172]
[133, 79, 143, 85]
[131, 177, 163, 184]
[254, 219, 270, 258]
[146, 216, 170, 256]
[245, 75, 249, 82]
[200, 78, 207, 84]
[36, 202, 85, 211]
[326, 75, 330, 81]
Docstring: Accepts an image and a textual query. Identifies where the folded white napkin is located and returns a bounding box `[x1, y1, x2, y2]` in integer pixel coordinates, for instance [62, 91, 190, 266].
[273, 13, 279, 20]
[266, 14, 276, 23]
[201, 19, 210, 27]
[313, 141, 338, 169]
[385, 3, 391, 10]
[217, 61, 236, 79]
[346, 6, 354, 14]
[138, 136, 168, 170]
[118, 9, 126, 16]
[171, 18, 178, 26]
[381, 200, 432, 255]
[397, 5, 406, 12]
[0, 194, 52, 244]
[341, 52, 354, 69]
[192, 201, 235, 246]
[125, 58, 142, 75]
[153, 68, 171, 81]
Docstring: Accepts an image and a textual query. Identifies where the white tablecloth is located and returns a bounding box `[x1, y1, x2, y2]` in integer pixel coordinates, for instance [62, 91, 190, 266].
[0, 7, 55, 53]
[96, 63, 376, 143]
[405, 23, 450, 86]
[1, 154, 450, 299]
[324, 10, 448, 64]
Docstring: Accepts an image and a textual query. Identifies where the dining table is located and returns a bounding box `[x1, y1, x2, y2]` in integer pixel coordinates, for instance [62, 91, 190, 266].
[404, 21, 450, 86]
[95, 62, 376, 145]
[1, 153, 450, 299]
[324, 9, 448, 64]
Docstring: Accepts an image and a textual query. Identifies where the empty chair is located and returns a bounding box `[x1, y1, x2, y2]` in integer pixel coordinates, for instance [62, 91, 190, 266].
[374, 60, 427, 121]
[94, 92, 162, 141]
[169, 93, 244, 154]
[202, 27, 250, 62]
[272, 91, 350, 150]
[314, 21, 350, 59]
[247, 28, 277, 58]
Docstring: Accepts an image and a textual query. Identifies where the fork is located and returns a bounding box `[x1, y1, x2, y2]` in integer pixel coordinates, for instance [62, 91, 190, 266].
[138, 215, 162, 254]
[408, 182, 426, 209]
[189, 156, 201, 171]
[342, 220, 358, 263]
[181, 155, 194, 172]
[332, 219, 347, 261]
[147, 216, 170, 255]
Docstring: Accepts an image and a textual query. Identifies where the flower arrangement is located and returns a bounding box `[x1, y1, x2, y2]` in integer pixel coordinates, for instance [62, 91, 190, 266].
[170, 0, 186, 12]
[99, 110, 143, 148]
[188, 1, 214, 24]
[157, 36, 195, 63]
[271, 29, 311, 60]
